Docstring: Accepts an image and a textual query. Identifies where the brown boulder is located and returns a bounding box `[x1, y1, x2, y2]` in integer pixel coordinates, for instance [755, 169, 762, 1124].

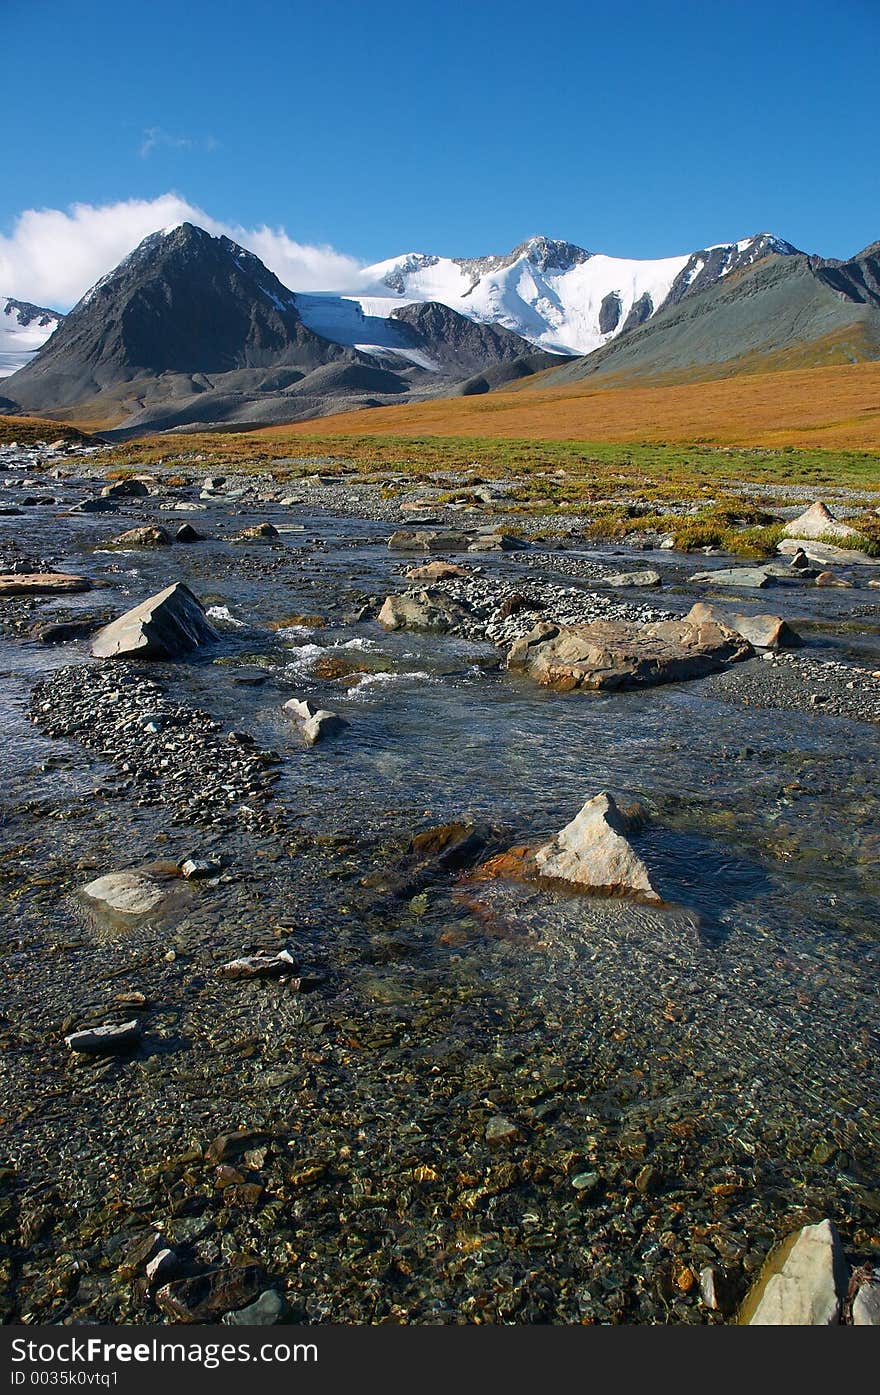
[0, 572, 91, 597]
[405, 561, 470, 581]
[507, 615, 751, 691]
[109, 526, 171, 547]
[685, 602, 801, 650]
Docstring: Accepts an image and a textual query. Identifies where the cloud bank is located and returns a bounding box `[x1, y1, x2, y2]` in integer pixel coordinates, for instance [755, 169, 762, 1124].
[0, 194, 365, 310]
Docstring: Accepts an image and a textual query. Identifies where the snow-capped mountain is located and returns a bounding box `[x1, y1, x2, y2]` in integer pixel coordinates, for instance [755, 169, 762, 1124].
[0, 297, 64, 377]
[298, 233, 799, 357]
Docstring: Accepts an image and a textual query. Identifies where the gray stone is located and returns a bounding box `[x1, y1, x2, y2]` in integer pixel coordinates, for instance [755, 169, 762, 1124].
[81, 870, 170, 917]
[216, 950, 297, 981]
[689, 566, 774, 588]
[485, 1116, 519, 1145]
[180, 857, 221, 880]
[101, 478, 149, 499]
[738, 1219, 849, 1325]
[71, 497, 118, 513]
[146, 1248, 179, 1285]
[852, 1276, 880, 1326]
[378, 588, 470, 634]
[282, 697, 348, 744]
[595, 569, 662, 588]
[777, 537, 880, 567]
[65, 1020, 142, 1055]
[467, 532, 528, 553]
[90, 582, 218, 660]
[387, 529, 471, 553]
[109, 526, 171, 548]
[174, 523, 206, 542]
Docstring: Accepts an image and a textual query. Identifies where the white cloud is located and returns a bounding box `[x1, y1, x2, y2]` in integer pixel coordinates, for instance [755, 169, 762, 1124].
[0, 194, 365, 310]
[139, 128, 219, 158]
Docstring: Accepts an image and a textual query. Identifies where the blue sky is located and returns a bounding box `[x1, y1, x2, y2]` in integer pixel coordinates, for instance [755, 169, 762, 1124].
[2, 0, 878, 306]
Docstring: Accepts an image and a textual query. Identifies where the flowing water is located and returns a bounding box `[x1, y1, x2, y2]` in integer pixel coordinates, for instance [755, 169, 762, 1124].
[1, 461, 878, 1324]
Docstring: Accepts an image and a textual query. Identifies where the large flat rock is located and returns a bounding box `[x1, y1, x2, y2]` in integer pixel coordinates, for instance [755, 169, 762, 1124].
[90, 582, 218, 660]
[689, 566, 774, 588]
[507, 615, 751, 691]
[387, 530, 472, 553]
[0, 572, 91, 597]
[685, 602, 801, 650]
[777, 537, 880, 567]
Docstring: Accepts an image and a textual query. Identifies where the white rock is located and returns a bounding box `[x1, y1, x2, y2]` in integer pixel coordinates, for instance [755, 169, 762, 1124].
[739, 1219, 849, 1325]
[782, 500, 859, 541]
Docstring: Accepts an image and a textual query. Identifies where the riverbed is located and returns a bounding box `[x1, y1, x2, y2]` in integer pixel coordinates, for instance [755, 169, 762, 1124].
[1, 446, 878, 1324]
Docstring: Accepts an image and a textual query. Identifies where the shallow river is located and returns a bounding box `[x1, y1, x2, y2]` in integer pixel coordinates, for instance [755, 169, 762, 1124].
[0, 459, 877, 1324]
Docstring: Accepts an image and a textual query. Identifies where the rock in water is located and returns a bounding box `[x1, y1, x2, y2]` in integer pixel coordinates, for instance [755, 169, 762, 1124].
[90, 582, 218, 660]
[467, 532, 528, 553]
[282, 697, 348, 744]
[814, 570, 852, 588]
[777, 537, 880, 567]
[65, 1020, 142, 1055]
[405, 561, 470, 581]
[387, 529, 471, 553]
[101, 478, 149, 498]
[533, 792, 661, 903]
[109, 526, 171, 547]
[852, 1274, 880, 1326]
[685, 602, 801, 650]
[216, 950, 298, 980]
[594, 570, 662, 589]
[507, 615, 751, 691]
[378, 589, 470, 634]
[782, 500, 860, 541]
[222, 1290, 284, 1325]
[0, 572, 91, 597]
[738, 1219, 849, 1324]
[81, 870, 172, 916]
[688, 566, 774, 588]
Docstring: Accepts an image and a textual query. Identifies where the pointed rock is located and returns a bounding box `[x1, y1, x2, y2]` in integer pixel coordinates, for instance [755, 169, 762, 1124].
[90, 582, 218, 659]
[738, 1219, 849, 1325]
[783, 500, 860, 541]
[533, 792, 661, 902]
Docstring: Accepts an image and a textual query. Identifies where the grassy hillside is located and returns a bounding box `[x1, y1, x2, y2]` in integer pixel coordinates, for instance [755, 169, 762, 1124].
[276, 360, 880, 454]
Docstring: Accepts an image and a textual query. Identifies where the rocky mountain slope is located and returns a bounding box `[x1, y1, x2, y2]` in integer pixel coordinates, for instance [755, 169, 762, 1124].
[1, 225, 559, 433]
[534, 242, 880, 386]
